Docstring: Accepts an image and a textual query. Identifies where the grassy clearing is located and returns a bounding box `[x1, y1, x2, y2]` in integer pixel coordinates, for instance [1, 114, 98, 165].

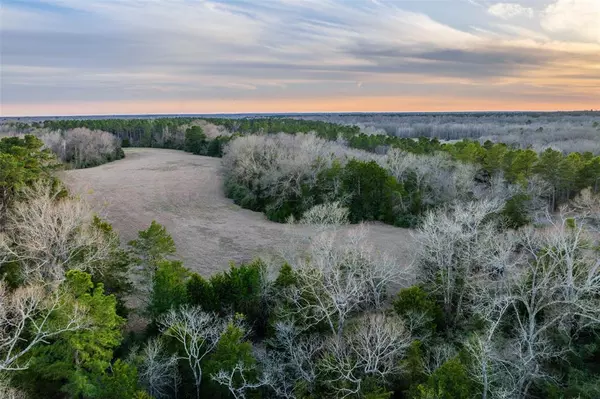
[61, 148, 415, 276]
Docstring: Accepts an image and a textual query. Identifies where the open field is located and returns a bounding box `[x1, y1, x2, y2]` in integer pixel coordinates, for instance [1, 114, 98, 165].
[60, 148, 415, 276]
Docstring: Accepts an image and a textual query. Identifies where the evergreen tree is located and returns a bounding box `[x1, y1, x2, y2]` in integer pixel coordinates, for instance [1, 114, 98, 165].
[21, 271, 125, 398]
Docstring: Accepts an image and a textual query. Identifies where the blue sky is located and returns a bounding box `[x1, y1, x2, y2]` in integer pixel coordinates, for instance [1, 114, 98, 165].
[1, 0, 599, 115]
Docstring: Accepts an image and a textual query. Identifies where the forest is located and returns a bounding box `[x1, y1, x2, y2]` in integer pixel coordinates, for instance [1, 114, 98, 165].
[1, 115, 600, 398]
[291, 112, 600, 154]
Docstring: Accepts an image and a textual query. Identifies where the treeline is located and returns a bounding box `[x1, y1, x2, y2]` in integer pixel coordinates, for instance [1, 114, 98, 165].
[8, 117, 359, 150]
[292, 112, 600, 153]
[40, 128, 125, 168]
[8, 117, 600, 227]
[349, 135, 600, 209]
[223, 134, 435, 227]
[222, 132, 600, 228]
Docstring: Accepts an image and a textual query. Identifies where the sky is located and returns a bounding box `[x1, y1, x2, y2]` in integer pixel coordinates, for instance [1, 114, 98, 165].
[1, 0, 599, 116]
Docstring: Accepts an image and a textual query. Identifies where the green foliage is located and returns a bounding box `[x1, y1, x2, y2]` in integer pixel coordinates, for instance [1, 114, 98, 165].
[415, 357, 475, 399]
[274, 263, 297, 289]
[398, 341, 427, 397]
[187, 260, 269, 337]
[210, 260, 267, 336]
[0, 135, 56, 216]
[203, 322, 257, 398]
[501, 193, 531, 229]
[132, 391, 155, 399]
[229, 156, 421, 227]
[394, 286, 441, 337]
[187, 272, 218, 311]
[148, 260, 189, 320]
[540, 327, 600, 398]
[22, 270, 125, 398]
[341, 159, 407, 225]
[185, 126, 207, 155]
[95, 360, 141, 399]
[90, 216, 134, 316]
[360, 377, 394, 399]
[206, 135, 232, 157]
[129, 220, 176, 266]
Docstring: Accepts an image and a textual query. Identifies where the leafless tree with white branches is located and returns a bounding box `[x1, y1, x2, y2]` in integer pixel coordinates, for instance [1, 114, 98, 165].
[40, 128, 120, 168]
[416, 198, 513, 330]
[319, 313, 412, 398]
[503, 217, 600, 396]
[260, 321, 323, 398]
[0, 182, 115, 283]
[571, 187, 600, 229]
[158, 305, 230, 399]
[284, 224, 409, 340]
[212, 362, 269, 399]
[137, 338, 180, 399]
[294, 201, 350, 229]
[463, 211, 600, 398]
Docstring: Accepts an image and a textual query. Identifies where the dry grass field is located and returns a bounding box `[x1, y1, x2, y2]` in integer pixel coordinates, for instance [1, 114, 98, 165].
[61, 148, 416, 277]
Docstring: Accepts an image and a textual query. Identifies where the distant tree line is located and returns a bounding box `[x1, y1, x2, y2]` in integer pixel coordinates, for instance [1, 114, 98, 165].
[288, 111, 600, 153]
[7, 116, 600, 228]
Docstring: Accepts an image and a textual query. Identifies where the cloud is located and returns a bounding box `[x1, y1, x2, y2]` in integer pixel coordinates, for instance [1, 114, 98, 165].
[541, 0, 600, 43]
[0, 0, 599, 115]
[488, 3, 534, 19]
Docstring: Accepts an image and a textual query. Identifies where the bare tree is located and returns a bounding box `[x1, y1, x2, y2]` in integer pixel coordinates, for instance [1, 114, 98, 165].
[260, 321, 323, 398]
[158, 306, 229, 399]
[294, 201, 350, 229]
[384, 149, 482, 208]
[319, 313, 412, 398]
[465, 213, 600, 398]
[137, 338, 180, 399]
[350, 313, 412, 379]
[223, 133, 379, 213]
[0, 281, 87, 372]
[284, 225, 408, 339]
[182, 120, 232, 139]
[0, 182, 115, 283]
[212, 362, 268, 399]
[40, 128, 121, 168]
[464, 333, 519, 399]
[416, 199, 512, 329]
[572, 187, 600, 228]
[501, 217, 600, 396]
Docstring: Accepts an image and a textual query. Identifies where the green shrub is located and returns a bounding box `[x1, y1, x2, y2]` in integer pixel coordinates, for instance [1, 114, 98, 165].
[415, 357, 475, 399]
[148, 260, 189, 320]
[184, 126, 207, 155]
[501, 193, 531, 229]
[186, 273, 218, 311]
[394, 286, 442, 337]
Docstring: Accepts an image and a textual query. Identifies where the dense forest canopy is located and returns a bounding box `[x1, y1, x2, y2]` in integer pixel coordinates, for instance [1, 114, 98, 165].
[2, 115, 600, 398]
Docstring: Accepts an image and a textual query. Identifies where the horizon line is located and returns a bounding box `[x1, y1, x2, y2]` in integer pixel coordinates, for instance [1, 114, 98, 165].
[2, 109, 599, 119]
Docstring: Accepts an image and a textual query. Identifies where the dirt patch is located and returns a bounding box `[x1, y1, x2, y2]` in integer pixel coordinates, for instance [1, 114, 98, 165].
[61, 148, 416, 276]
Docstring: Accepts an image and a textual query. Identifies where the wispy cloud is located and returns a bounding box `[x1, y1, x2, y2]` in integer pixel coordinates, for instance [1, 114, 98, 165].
[488, 3, 534, 19]
[1, 0, 598, 115]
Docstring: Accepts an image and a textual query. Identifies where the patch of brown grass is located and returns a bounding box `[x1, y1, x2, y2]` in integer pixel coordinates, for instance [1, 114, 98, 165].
[61, 148, 415, 277]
